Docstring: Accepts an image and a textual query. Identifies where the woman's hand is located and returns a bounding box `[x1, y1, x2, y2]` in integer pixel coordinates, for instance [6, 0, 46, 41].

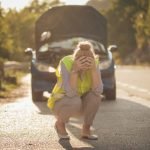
[84, 57, 97, 71]
[70, 56, 88, 90]
[72, 56, 96, 72]
[72, 56, 88, 72]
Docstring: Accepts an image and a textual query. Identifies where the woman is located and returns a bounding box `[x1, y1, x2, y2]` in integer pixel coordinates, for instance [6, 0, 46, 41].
[47, 41, 103, 140]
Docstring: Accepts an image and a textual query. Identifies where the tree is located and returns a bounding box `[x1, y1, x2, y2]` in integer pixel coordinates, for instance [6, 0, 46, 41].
[132, 0, 150, 51]
[105, 0, 150, 63]
[0, 4, 13, 59]
[106, 0, 137, 57]
[0, 0, 63, 61]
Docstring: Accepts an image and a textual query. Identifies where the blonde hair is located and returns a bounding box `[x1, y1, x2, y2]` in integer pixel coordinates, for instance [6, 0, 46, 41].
[73, 41, 97, 60]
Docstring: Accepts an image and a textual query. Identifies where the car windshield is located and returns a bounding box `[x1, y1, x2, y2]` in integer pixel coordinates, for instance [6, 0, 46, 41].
[38, 37, 107, 54]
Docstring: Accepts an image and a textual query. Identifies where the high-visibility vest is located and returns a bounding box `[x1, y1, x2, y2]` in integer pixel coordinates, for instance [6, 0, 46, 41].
[47, 55, 99, 110]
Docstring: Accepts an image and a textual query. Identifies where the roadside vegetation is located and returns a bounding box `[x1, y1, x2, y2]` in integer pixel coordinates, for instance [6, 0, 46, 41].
[0, 0, 61, 98]
[0, 61, 28, 98]
[88, 0, 150, 65]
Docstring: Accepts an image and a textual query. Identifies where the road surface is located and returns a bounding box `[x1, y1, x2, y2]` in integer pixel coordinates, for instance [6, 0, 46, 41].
[0, 66, 150, 150]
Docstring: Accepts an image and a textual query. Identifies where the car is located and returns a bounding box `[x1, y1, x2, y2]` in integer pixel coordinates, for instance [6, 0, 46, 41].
[25, 5, 117, 101]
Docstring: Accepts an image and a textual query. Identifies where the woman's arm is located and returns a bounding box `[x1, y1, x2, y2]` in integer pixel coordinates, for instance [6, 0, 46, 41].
[85, 57, 103, 94]
[69, 68, 79, 91]
[91, 67, 101, 90]
[61, 56, 86, 96]
[61, 62, 78, 97]
[91, 67, 103, 94]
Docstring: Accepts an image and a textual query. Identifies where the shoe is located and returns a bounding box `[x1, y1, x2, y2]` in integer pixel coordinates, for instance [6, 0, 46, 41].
[54, 124, 70, 140]
[81, 134, 98, 140]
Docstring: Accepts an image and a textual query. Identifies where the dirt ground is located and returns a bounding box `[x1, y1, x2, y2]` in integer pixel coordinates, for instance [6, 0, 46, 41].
[0, 77, 28, 105]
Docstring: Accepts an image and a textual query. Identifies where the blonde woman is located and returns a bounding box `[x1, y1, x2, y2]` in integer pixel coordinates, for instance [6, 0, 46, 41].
[47, 41, 103, 140]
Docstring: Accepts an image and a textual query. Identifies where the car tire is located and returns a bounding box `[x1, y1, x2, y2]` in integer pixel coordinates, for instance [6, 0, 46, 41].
[32, 90, 43, 102]
[31, 76, 43, 102]
[105, 85, 116, 100]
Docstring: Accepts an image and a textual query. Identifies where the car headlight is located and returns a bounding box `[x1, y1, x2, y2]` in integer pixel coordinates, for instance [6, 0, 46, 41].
[35, 62, 56, 72]
[99, 60, 112, 70]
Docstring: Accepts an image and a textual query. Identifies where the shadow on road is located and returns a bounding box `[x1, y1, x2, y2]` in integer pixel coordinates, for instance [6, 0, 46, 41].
[65, 98, 150, 149]
[33, 101, 52, 115]
[58, 139, 95, 150]
[32, 97, 150, 149]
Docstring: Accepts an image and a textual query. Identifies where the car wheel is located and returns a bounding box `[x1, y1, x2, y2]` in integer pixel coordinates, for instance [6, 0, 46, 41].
[31, 76, 43, 101]
[32, 90, 43, 102]
[105, 85, 116, 100]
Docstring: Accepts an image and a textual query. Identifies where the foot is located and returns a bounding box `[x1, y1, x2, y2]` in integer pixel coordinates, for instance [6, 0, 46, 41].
[82, 124, 91, 136]
[81, 124, 98, 140]
[81, 134, 98, 140]
[55, 121, 70, 140]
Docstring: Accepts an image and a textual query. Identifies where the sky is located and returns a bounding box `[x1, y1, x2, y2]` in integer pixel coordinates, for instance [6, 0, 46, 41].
[0, 0, 89, 11]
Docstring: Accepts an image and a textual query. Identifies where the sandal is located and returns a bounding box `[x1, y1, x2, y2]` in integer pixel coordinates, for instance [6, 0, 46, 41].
[54, 124, 70, 140]
[81, 134, 98, 140]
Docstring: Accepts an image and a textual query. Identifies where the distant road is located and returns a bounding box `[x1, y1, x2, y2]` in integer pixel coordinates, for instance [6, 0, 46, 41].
[116, 66, 150, 100]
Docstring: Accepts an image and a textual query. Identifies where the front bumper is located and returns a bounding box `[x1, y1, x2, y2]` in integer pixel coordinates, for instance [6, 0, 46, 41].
[100, 61, 116, 90]
[31, 63, 56, 92]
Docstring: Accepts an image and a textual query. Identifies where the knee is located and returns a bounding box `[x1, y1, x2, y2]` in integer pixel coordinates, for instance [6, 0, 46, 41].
[53, 96, 82, 117]
[82, 92, 101, 109]
[88, 91, 102, 102]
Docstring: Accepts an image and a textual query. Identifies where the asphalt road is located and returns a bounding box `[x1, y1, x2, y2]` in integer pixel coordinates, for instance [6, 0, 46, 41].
[0, 66, 150, 150]
[116, 66, 150, 100]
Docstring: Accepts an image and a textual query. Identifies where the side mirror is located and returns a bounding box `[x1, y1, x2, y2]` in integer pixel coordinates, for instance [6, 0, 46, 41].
[25, 48, 33, 55]
[108, 45, 118, 52]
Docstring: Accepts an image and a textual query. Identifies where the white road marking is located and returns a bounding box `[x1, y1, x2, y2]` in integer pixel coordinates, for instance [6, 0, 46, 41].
[117, 89, 150, 108]
[117, 81, 150, 95]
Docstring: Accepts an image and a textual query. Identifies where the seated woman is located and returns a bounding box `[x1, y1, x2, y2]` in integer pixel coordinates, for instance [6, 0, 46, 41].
[47, 41, 103, 140]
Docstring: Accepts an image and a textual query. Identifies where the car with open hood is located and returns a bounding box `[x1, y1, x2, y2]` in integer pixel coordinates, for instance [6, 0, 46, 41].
[26, 5, 117, 101]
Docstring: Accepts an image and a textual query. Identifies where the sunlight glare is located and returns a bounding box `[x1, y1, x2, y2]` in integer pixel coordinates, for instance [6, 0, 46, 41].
[60, 0, 88, 5]
[0, 0, 32, 10]
[0, 0, 89, 11]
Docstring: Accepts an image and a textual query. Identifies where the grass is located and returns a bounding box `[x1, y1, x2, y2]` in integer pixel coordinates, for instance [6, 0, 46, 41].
[0, 69, 28, 98]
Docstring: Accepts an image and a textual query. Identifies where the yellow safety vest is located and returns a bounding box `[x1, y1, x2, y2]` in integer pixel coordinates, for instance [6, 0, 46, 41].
[47, 55, 99, 110]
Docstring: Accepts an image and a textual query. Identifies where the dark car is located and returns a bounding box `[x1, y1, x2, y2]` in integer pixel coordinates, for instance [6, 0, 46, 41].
[26, 5, 117, 101]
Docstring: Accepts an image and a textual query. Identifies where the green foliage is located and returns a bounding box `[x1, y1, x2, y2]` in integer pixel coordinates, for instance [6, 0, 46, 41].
[105, 0, 150, 63]
[0, 6, 12, 59]
[0, 0, 62, 61]
[0, 69, 26, 98]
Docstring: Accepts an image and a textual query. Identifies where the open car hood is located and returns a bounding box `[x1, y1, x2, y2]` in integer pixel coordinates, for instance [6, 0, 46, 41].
[35, 5, 107, 49]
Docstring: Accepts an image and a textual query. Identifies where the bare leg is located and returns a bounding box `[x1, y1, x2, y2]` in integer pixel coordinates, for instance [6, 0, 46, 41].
[55, 118, 68, 135]
[81, 92, 101, 135]
[53, 96, 82, 135]
[82, 124, 91, 135]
